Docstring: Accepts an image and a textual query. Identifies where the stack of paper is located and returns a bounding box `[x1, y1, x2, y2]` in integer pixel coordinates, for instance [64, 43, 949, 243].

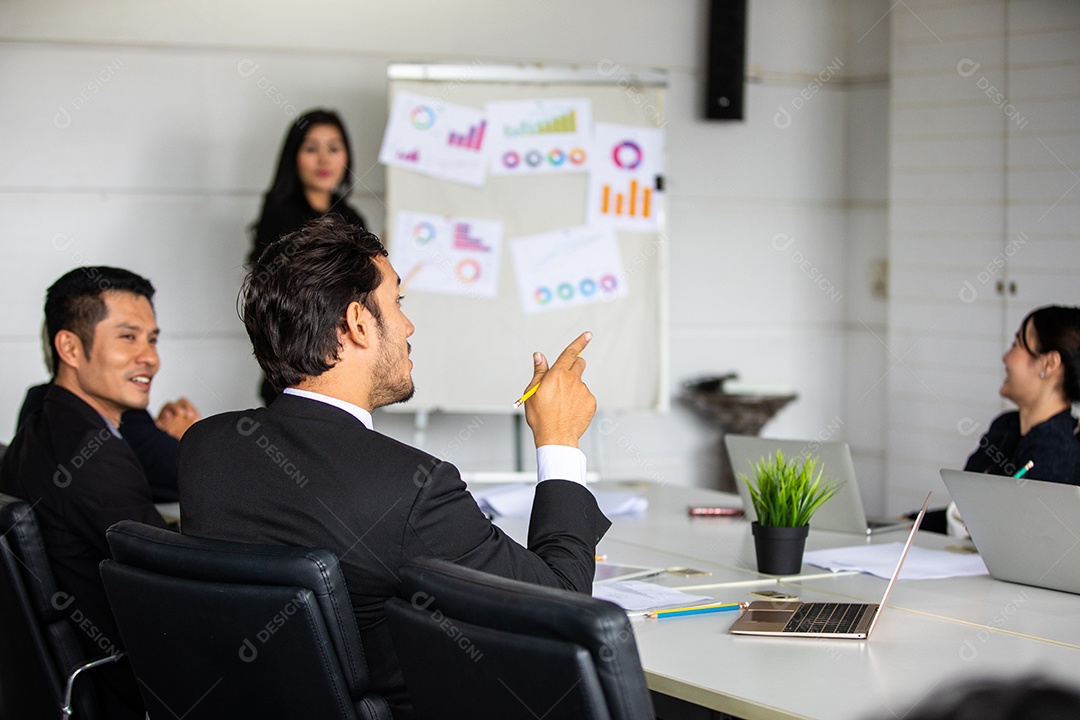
[803, 543, 988, 580]
[592, 581, 711, 612]
[473, 484, 647, 518]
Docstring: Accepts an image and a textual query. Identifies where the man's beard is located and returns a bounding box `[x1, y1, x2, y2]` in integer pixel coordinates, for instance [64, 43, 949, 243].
[369, 329, 414, 409]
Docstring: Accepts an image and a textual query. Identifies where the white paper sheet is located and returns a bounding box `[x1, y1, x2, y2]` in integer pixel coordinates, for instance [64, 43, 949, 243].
[803, 542, 989, 580]
[510, 226, 626, 315]
[485, 98, 593, 176]
[592, 581, 712, 612]
[472, 484, 647, 519]
[390, 211, 502, 298]
[586, 122, 664, 232]
[472, 484, 536, 518]
[379, 91, 488, 186]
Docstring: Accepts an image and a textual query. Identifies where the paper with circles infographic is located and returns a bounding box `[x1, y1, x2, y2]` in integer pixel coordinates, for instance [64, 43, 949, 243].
[485, 98, 593, 176]
[378, 91, 488, 186]
[587, 122, 664, 232]
[511, 226, 626, 315]
[390, 211, 502, 298]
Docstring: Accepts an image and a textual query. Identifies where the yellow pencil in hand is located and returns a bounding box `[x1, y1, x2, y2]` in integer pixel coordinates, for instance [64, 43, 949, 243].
[513, 383, 540, 408]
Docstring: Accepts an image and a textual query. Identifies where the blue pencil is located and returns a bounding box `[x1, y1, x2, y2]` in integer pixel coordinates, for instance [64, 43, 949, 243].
[646, 602, 745, 619]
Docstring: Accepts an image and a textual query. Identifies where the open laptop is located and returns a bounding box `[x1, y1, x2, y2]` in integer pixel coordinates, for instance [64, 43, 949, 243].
[725, 435, 910, 535]
[729, 493, 931, 639]
[940, 469, 1080, 595]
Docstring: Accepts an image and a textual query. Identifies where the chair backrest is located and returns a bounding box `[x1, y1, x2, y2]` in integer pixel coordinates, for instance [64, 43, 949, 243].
[0, 492, 104, 719]
[386, 557, 655, 720]
[100, 520, 391, 720]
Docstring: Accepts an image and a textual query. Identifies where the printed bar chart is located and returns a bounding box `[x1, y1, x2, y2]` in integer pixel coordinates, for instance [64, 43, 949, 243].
[448, 120, 486, 151]
[601, 180, 652, 219]
[504, 109, 577, 137]
[453, 223, 492, 252]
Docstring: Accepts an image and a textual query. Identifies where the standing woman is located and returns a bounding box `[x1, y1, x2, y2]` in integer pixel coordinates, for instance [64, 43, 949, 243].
[250, 109, 366, 404]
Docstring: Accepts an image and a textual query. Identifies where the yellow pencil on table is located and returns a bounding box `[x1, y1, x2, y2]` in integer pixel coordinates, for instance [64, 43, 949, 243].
[645, 602, 746, 619]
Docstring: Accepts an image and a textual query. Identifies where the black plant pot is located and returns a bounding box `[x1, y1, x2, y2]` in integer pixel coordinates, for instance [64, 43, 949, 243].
[751, 522, 810, 575]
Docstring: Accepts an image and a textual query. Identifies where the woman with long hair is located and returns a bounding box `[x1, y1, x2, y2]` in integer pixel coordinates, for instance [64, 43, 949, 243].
[250, 109, 367, 404]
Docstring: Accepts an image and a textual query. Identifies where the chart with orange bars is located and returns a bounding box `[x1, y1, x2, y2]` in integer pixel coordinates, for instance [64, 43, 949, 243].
[600, 178, 654, 220]
[588, 122, 664, 232]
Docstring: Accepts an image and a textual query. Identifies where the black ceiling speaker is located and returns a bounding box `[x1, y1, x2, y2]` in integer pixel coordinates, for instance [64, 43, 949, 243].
[705, 0, 747, 120]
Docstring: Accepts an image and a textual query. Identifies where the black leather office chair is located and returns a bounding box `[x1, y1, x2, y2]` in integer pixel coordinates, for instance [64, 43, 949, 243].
[386, 557, 655, 720]
[100, 520, 392, 720]
[0, 492, 123, 719]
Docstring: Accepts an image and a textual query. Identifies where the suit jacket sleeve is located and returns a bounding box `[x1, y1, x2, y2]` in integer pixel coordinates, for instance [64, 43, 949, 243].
[64, 430, 170, 558]
[120, 409, 180, 502]
[402, 459, 610, 593]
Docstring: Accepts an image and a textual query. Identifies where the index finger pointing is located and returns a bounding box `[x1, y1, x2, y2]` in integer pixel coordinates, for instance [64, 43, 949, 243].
[551, 331, 593, 371]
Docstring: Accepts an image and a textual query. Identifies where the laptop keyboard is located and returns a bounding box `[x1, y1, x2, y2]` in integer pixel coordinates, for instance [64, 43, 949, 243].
[783, 603, 869, 634]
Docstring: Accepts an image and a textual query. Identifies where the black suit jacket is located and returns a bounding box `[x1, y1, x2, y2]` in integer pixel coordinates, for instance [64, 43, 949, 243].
[0, 385, 169, 718]
[178, 394, 611, 717]
[18, 382, 181, 501]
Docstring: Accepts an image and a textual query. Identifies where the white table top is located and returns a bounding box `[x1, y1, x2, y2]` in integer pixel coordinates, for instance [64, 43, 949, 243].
[483, 479, 1080, 719]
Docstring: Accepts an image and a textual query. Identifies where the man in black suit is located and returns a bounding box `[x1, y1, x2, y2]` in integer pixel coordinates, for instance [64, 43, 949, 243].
[179, 217, 610, 717]
[18, 382, 200, 502]
[0, 266, 171, 719]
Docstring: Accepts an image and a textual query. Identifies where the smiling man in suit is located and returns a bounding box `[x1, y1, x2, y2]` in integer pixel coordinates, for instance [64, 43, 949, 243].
[178, 216, 609, 718]
[1, 266, 171, 719]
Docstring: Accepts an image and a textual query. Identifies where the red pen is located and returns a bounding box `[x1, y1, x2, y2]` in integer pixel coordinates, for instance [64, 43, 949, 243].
[687, 506, 745, 518]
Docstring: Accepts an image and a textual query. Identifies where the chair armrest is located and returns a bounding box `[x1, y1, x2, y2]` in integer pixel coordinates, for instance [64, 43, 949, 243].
[355, 693, 395, 720]
[61, 652, 124, 720]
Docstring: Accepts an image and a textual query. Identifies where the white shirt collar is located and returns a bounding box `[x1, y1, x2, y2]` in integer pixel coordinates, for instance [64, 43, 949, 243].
[282, 387, 373, 430]
[101, 413, 123, 438]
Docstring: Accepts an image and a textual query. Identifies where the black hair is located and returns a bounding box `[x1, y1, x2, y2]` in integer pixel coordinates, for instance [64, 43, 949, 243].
[901, 676, 1080, 720]
[240, 215, 388, 391]
[262, 109, 354, 209]
[1019, 305, 1080, 403]
[44, 266, 156, 375]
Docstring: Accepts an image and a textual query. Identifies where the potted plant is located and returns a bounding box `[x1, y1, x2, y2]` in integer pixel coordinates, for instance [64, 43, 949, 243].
[739, 450, 841, 575]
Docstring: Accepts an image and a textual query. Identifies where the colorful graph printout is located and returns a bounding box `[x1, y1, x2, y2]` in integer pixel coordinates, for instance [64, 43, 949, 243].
[379, 91, 488, 186]
[587, 123, 664, 232]
[485, 98, 593, 176]
[510, 226, 626, 315]
[390, 211, 502, 298]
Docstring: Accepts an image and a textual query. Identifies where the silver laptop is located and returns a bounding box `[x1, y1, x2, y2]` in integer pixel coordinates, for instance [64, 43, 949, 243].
[729, 493, 931, 639]
[940, 469, 1080, 595]
[725, 435, 910, 535]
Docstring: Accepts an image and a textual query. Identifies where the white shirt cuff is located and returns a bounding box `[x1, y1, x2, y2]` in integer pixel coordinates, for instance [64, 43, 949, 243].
[536, 445, 587, 486]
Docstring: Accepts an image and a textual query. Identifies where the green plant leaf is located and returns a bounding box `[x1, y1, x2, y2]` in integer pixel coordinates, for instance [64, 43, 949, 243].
[739, 449, 843, 528]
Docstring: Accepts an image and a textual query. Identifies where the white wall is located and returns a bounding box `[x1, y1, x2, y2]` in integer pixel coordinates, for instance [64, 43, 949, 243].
[1, 1, 891, 492]
[885, 0, 1080, 514]
[840, 0, 891, 514]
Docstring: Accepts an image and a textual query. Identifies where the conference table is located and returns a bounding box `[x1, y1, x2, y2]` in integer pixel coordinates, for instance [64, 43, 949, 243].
[489, 480, 1080, 720]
